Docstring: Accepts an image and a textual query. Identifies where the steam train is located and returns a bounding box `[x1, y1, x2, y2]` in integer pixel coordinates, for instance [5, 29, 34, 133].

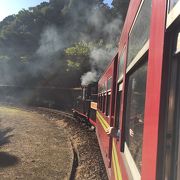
[73, 0, 180, 179]
[72, 82, 97, 127]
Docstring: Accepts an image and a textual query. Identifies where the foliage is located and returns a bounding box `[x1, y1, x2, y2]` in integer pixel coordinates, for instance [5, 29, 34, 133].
[65, 41, 90, 57]
[0, 0, 129, 87]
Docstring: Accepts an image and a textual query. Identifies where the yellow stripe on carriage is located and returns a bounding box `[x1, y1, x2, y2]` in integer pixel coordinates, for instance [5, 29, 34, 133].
[96, 111, 122, 180]
[112, 148, 118, 180]
[96, 111, 109, 131]
[112, 140, 122, 180]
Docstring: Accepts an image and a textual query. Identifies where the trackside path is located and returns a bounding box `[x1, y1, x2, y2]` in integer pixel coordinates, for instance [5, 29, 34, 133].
[0, 106, 73, 180]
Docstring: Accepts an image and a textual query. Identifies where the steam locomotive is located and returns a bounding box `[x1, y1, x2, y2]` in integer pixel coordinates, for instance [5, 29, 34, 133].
[73, 0, 180, 179]
[72, 82, 97, 127]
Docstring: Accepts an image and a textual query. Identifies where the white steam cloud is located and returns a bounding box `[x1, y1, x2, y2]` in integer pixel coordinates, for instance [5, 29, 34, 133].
[80, 8, 122, 86]
[37, 26, 65, 57]
[81, 71, 98, 86]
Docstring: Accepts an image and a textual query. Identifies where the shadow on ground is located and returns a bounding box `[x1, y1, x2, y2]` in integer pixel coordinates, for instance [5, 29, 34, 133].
[0, 128, 18, 167]
[0, 128, 13, 146]
[0, 152, 19, 167]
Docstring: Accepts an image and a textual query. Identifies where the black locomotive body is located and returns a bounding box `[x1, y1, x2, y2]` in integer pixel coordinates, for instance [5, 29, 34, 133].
[72, 82, 97, 126]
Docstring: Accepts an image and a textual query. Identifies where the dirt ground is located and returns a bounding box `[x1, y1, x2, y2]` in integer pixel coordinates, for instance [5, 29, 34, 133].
[37, 108, 108, 180]
[0, 106, 73, 180]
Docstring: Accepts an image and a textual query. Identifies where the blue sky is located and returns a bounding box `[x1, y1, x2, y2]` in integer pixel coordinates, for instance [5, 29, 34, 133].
[104, 0, 113, 7]
[0, 0, 112, 22]
[0, 0, 49, 21]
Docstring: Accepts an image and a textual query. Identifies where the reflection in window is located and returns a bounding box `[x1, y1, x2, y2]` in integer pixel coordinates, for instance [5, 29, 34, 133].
[125, 62, 147, 173]
[169, 0, 179, 10]
[127, 0, 152, 66]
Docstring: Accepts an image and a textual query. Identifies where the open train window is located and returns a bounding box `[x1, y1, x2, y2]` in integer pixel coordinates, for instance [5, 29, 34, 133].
[102, 94, 106, 113]
[106, 78, 112, 116]
[100, 95, 103, 111]
[98, 96, 100, 109]
[115, 83, 123, 128]
[106, 91, 111, 116]
[124, 59, 147, 178]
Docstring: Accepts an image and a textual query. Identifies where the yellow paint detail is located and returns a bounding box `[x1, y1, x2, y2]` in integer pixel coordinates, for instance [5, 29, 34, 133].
[96, 111, 122, 180]
[96, 111, 110, 131]
[112, 140, 122, 180]
[112, 149, 118, 180]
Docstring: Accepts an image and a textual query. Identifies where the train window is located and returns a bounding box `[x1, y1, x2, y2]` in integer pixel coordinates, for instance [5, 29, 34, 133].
[100, 95, 103, 111]
[103, 94, 106, 113]
[107, 78, 112, 90]
[161, 28, 180, 180]
[98, 96, 100, 109]
[115, 83, 123, 128]
[127, 0, 152, 66]
[125, 61, 147, 174]
[118, 52, 125, 81]
[169, 0, 179, 10]
[106, 92, 111, 116]
[98, 85, 103, 93]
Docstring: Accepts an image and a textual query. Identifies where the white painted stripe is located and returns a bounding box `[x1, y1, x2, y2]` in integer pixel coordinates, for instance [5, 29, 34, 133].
[166, 1, 180, 29]
[124, 143, 141, 180]
[126, 41, 149, 74]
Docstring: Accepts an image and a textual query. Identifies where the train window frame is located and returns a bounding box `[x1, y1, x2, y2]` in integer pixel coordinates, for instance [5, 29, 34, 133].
[168, 0, 180, 12]
[124, 58, 148, 179]
[102, 93, 106, 114]
[106, 91, 111, 117]
[127, 0, 152, 68]
[99, 94, 102, 111]
[98, 94, 101, 110]
[107, 77, 112, 91]
[124, 143, 141, 180]
[159, 27, 180, 180]
[166, 0, 180, 28]
[114, 82, 123, 129]
[118, 52, 125, 83]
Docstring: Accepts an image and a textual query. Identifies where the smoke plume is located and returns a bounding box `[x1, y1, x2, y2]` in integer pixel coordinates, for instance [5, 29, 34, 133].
[80, 7, 122, 86]
[37, 26, 66, 57]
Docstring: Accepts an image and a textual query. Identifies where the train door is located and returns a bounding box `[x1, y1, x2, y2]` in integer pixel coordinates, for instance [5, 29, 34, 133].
[158, 22, 180, 180]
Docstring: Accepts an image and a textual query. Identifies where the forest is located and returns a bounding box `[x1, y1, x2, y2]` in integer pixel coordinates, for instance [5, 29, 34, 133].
[0, 0, 130, 88]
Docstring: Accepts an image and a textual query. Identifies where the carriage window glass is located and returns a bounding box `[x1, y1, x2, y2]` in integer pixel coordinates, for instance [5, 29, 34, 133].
[169, 0, 179, 10]
[99, 85, 103, 93]
[103, 95, 106, 113]
[101, 96, 103, 111]
[127, 0, 152, 66]
[106, 92, 111, 116]
[100, 95, 103, 111]
[98, 96, 100, 109]
[115, 84, 122, 128]
[118, 53, 125, 81]
[107, 78, 112, 90]
[125, 61, 147, 173]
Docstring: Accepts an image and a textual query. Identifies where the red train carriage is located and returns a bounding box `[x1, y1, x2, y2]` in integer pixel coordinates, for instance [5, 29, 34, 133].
[96, 0, 180, 179]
